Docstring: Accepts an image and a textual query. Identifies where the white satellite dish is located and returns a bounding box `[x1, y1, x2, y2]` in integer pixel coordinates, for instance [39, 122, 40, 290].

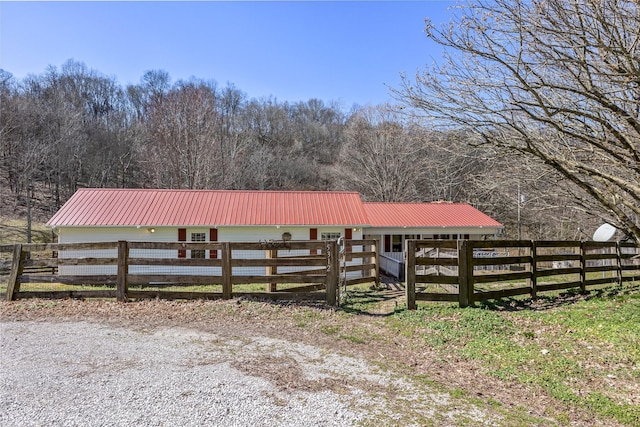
[592, 223, 616, 242]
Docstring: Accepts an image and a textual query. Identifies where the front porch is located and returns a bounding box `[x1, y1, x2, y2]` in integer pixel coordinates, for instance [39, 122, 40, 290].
[369, 233, 475, 279]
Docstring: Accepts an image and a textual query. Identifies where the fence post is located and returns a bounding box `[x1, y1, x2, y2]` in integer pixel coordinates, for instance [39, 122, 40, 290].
[458, 240, 474, 308]
[221, 242, 232, 299]
[325, 240, 339, 306]
[266, 249, 277, 292]
[405, 240, 416, 310]
[529, 240, 538, 298]
[616, 242, 623, 286]
[580, 241, 587, 293]
[116, 241, 129, 302]
[373, 240, 380, 288]
[6, 244, 25, 301]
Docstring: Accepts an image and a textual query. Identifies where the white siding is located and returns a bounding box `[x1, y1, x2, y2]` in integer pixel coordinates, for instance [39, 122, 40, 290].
[55, 226, 364, 277]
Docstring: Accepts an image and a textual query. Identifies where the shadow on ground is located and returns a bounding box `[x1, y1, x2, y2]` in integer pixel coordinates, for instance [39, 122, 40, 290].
[477, 282, 640, 312]
[338, 275, 406, 316]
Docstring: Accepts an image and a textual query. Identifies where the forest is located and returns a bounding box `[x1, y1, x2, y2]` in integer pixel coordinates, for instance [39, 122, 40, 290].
[0, 59, 599, 241]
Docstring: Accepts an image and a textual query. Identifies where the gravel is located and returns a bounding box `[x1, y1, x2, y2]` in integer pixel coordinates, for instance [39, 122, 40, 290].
[1, 321, 361, 426]
[0, 320, 495, 426]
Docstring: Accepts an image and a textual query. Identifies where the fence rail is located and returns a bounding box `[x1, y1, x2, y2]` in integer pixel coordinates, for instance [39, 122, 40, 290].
[406, 240, 640, 308]
[1, 239, 379, 305]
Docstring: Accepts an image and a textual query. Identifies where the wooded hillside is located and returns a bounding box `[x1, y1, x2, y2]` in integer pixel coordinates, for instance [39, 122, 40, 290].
[0, 60, 608, 240]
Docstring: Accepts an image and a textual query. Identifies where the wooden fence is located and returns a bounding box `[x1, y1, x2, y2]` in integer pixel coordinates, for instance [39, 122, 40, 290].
[0, 239, 379, 305]
[406, 240, 640, 309]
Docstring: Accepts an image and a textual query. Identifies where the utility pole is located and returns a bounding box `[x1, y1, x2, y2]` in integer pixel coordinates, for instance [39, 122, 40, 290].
[27, 185, 33, 244]
[517, 182, 521, 241]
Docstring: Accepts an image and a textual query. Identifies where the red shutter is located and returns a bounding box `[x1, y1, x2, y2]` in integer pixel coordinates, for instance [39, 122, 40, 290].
[209, 228, 218, 259]
[344, 228, 353, 260]
[344, 228, 353, 240]
[310, 228, 318, 255]
[178, 228, 187, 258]
[384, 235, 391, 253]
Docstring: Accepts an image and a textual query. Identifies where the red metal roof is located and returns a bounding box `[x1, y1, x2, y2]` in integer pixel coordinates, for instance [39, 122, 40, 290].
[47, 189, 369, 227]
[363, 202, 503, 228]
[47, 189, 503, 229]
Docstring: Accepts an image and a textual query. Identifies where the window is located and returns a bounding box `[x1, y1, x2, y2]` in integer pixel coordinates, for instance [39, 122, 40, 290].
[191, 232, 206, 259]
[320, 232, 341, 241]
[392, 235, 402, 252]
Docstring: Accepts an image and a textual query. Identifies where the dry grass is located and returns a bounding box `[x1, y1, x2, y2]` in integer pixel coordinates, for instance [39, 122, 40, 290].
[0, 218, 54, 245]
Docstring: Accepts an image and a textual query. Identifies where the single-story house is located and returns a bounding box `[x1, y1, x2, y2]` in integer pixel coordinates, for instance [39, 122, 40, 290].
[47, 188, 503, 276]
[362, 201, 503, 277]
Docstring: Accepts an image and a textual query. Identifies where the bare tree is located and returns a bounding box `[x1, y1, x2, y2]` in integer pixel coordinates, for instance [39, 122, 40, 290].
[290, 98, 345, 165]
[335, 105, 430, 202]
[0, 70, 50, 200]
[215, 84, 243, 188]
[126, 69, 171, 121]
[235, 98, 324, 190]
[144, 80, 221, 189]
[395, 0, 640, 241]
[419, 130, 488, 202]
[21, 64, 87, 207]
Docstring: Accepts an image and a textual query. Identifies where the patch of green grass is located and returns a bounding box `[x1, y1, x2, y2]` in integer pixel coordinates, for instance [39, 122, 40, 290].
[338, 333, 367, 344]
[292, 309, 323, 328]
[448, 387, 467, 399]
[388, 284, 640, 426]
[471, 271, 621, 294]
[583, 393, 640, 426]
[525, 291, 640, 347]
[321, 325, 341, 335]
[16, 282, 329, 296]
[18, 283, 114, 292]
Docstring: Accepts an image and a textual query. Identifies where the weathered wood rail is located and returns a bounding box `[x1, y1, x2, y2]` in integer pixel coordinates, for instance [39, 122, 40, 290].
[0, 239, 379, 305]
[406, 240, 640, 309]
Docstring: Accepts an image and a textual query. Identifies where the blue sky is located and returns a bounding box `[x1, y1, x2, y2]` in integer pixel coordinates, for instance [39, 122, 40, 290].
[1, 1, 458, 108]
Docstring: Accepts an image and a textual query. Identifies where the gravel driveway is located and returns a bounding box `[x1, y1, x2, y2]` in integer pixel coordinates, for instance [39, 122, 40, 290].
[0, 320, 493, 427]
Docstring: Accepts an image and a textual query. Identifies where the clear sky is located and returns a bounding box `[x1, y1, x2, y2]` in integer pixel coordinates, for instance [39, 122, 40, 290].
[1, 1, 457, 108]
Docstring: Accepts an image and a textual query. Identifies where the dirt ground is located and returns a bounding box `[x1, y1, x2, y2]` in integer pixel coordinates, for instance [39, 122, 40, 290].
[0, 297, 624, 426]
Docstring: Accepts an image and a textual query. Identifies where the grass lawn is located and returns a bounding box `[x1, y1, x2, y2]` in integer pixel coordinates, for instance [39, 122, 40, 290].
[364, 284, 640, 426]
